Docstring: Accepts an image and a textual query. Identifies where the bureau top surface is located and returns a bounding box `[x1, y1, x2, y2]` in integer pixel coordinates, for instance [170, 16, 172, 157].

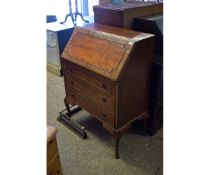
[62, 24, 154, 81]
[93, 1, 163, 11]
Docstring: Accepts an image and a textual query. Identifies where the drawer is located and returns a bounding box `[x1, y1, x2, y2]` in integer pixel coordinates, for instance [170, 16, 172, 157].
[47, 154, 62, 175]
[63, 60, 113, 93]
[66, 88, 115, 127]
[65, 75, 115, 111]
[47, 136, 58, 165]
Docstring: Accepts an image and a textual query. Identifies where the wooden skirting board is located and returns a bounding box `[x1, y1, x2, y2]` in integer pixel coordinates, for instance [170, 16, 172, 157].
[47, 63, 61, 76]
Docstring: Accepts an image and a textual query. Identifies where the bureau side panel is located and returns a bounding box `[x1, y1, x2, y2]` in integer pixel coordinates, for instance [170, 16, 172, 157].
[116, 37, 155, 129]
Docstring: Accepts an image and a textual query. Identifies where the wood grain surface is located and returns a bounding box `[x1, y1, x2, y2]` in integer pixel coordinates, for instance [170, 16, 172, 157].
[62, 24, 153, 81]
[61, 24, 155, 158]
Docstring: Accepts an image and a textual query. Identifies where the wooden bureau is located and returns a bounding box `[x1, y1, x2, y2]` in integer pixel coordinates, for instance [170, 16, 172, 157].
[61, 23, 154, 158]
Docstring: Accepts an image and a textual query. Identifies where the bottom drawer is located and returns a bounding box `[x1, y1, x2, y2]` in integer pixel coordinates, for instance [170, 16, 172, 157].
[47, 137, 58, 164]
[66, 88, 115, 127]
[47, 154, 62, 175]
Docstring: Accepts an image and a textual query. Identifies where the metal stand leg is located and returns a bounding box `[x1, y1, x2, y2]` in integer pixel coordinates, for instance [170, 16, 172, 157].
[74, 0, 89, 23]
[60, 0, 76, 25]
[114, 134, 121, 159]
[74, 13, 89, 23]
[60, 0, 89, 25]
[58, 97, 87, 139]
[60, 13, 75, 25]
[64, 97, 71, 116]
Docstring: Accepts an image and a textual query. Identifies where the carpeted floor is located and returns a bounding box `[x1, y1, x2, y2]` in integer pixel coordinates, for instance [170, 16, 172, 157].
[47, 71, 163, 175]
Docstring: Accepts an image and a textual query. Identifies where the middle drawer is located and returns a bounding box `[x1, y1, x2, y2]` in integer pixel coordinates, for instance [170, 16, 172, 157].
[65, 74, 115, 111]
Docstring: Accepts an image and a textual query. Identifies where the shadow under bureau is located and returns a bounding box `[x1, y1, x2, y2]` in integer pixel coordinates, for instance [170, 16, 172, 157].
[61, 23, 154, 158]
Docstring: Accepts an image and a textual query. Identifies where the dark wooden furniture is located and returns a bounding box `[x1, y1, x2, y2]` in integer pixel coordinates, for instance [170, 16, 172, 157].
[61, 23, 154, 158]
[133, 14, 163, 135]
[93, 1, 163, 29]
[47, 125, 63, 175]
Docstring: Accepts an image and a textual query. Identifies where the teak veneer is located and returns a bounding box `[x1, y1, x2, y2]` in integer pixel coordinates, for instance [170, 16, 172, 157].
[61, 23, 155, 158]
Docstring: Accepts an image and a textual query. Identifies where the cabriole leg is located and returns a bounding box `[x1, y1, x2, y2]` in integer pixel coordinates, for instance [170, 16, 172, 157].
[114, 134, 121, 159]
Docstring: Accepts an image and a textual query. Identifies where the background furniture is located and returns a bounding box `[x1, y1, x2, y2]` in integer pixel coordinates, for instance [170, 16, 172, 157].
[47, 17, 94, 76]
[47, 23, 75, 76]
[93, 1, 163, 29]
[47, 125, 63, 175]
[133, 13, 163, 135]
[93, 1, 163, 135]
[60, 0, 89, 25]
[47, 15, 57, 23]
[61, 23, 155, 158]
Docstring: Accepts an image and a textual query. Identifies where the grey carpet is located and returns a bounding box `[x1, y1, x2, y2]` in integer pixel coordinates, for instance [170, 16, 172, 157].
[47, 71, 163, 175]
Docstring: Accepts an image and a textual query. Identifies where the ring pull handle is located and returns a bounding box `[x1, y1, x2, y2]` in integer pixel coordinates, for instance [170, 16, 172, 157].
[102, 114, 107, 118]
[102, 97, 107, 103]
[49, 140, 53, 145]
[102, 83, 107, 89]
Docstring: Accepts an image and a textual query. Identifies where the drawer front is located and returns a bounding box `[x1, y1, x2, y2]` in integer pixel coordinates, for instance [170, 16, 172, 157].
[65, 75, 115, 111]
[63, 60, 113, 93]
[66, 88, 115, 127]
[47, 154, 62, 175]
[47, 136, 58, 165]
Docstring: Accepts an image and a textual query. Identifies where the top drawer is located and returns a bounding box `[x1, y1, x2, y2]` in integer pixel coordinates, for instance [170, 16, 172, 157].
[63, 60, 113, 93]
